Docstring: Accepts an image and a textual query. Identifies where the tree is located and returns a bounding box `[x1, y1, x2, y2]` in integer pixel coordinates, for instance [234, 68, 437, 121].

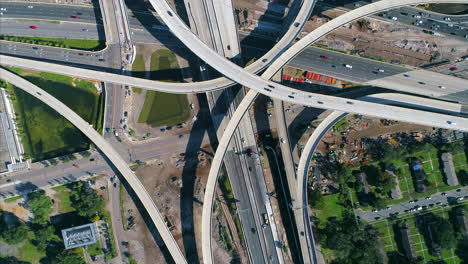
[33, 226, 57, 251]
[458, 170, 468, 186]
[1, 222, 29, 244]
[376, 171, 397, 194]
[27, 190, 53, 225]
[319, 212, 384, 264]
[0, 256, 31, 264]
[69, 181, 104, 219]
[308, 188, 324, 209]
[433, 217, 456, 250]
[41, 249, 85, 264]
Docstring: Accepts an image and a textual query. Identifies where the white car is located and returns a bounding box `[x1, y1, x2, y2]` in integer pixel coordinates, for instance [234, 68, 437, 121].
[27, 5, 33, 8]
[391, 17, 398, 20]
[344, 64, 353, 69]
[280, 138, 285, 143]
[438, 85, 446, 89]
[0, 8, 6, 11]
[447, 121, 457, 125]
[378, 69, 385, 73]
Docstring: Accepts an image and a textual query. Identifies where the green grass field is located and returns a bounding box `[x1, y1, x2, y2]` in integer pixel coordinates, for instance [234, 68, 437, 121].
[4, 71, 101, 161]
[314, 193, 345, 226]
[0, 35, 105, 51]
[373, 206, 466, 263]
[137, 49, 190, 127]
[54, 188, 74, 213]
[17, 239, 45, 263]
[87, 241, 102, 257]
[131, 54, 145, 94]
[3, 196, 21, 203]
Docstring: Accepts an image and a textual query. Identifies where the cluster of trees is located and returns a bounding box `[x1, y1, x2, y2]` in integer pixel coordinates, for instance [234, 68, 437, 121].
[27, 190, 53, 225]
[69, 181, 104, 219]
[318, 210, 384, 264]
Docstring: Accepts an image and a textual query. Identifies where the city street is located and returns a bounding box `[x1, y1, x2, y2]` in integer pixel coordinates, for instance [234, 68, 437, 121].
[356, 186, 468, 221]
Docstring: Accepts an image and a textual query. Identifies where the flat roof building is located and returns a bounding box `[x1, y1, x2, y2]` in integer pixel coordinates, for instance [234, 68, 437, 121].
[441, 152, 459, 186]
[61, 223, 98, 249]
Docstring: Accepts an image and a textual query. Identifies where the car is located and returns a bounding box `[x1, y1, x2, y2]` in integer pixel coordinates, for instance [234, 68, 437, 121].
[160, 127, 166, 132]
[36, 92, 42, 96]
[447, 121, 457, 125]
[0, 8, 6, 11]
[166, 126, 172, 130]
[418, 81, 426, 85]
[444, 17, 451, 21]
[288, 95, 294, 99]
[441, 192, 447, 196]
[320, 55, 329, 59]
[403, 74, 411, 77]
[294, 22, 300, 27]
[30, 26, 37, 29]
[372, 209, 378, 213]
[456, 189, 462, 192]
[113, 183, 117, 188]
[28, 5, 33, 8]
[89, 158, 95, 161]
[280, 138, 285, 144]
[438, 85, 446, 89]
[71, 15, 78, 19]
[124, 111, 128, 117]
[425, 196, 431, 200]
[450, 67, 458, 71]
[331, 65, 340, 69]
[6, 179, 11, 183]
[413, 15, 421, 19]
[374, 217, 381, 220]
[344, 64, 353, 69]
[391, 17, 398, 20]
[178, 134, 184, 139]
[82, 28, 89, 32]
[378, 69, 385, 73]
[385, 207, 391, 211]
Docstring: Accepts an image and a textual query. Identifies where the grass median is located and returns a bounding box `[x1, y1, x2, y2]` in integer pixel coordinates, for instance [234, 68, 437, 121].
[0, 35, 105, 51]
[137, 49, 190, 127]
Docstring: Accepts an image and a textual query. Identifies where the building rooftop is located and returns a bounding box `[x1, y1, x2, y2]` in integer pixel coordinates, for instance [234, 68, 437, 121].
[61, 223, 98, 249]
[441, 152, 459, 186]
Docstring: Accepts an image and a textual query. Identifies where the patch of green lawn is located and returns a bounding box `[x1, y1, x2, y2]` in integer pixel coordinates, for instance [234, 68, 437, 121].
[137, 49, 190, 127]
[131, 54, 145, 94]
[3, 196, 21, 203]
[55, 188, 74, 213]
[314, 193, 345, 226]
[4, 71, 101, 161]
[17, 240, 45, 263]
[87, 240, 102, 257]
[0, 35, 105, 51]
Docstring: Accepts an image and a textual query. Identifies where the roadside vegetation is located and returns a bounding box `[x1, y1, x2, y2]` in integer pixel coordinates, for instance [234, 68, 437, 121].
[0, 181, 117, 263]
[137, 49, 190, 127]
[131, 54, 145, 94]
[309, 127, 468, 263]
[0, 35, 105, 51]
[1, 71, 103, 161]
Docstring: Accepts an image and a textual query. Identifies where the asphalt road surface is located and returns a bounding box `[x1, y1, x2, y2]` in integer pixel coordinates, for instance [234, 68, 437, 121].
[0, 20, 103, 39]
[0, 152, 110, 197]
[356, 186, 468, 221]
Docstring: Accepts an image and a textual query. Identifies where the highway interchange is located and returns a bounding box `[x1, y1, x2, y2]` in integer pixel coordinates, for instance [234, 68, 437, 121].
[0, 0, 464, 264]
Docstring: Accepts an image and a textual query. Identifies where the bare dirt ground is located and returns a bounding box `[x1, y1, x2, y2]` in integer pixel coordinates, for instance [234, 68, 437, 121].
[119, 144, 234, 263]
[0, 197, 31, 223]
[309, 9, 468, 66]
